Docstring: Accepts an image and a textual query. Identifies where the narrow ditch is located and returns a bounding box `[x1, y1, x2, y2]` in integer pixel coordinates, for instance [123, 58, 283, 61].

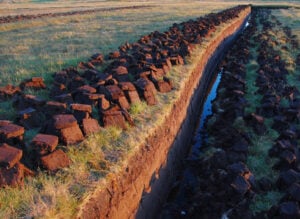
[136, 10, 251, 219]
[160, 6, 300, 219]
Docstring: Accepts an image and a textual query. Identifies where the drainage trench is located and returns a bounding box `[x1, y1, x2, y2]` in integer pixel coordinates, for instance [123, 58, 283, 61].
[136, 12, 251, 219]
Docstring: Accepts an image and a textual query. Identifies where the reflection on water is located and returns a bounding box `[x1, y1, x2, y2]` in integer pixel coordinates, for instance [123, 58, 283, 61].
[189, 70, 222, 159]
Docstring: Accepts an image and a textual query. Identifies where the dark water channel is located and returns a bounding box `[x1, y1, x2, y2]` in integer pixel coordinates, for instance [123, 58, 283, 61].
[189, 70, 222, 160]
[160, 16, 250, 219]
[190, 19, 249, 160]
[160, 69, 223, 217]
[160, 20, 250, 217]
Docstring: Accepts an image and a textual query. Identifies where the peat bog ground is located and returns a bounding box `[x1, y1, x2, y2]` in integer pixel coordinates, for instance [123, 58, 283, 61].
[0, 1, 300, 218]
[161, 6, 300, 219]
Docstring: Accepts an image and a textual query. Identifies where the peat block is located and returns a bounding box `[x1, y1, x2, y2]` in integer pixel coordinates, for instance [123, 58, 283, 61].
[93, 94, 110, 110]
[277, 169, 300, 188]
[45, 101, 67, 116]
[155, 80, 172, 93]
[118, 82, 136, 91]
[0, 143, 22, 169]
[0, 163, 24, 187]
[53, 114, 77, 130]
[102, 110, 126, 130]
[40, 149, 70, 171]
[20, 77, 46, 90]
[0, 84, 21, 99]
[13, 94, 46, 110]
[230, 175, 251, 196]
[71, 103, 92, 122]
[119, 82, 140, 104]
[77, 85, 97, 94]
[31, 134, 58, 155]
[70, 103, 92, 114]
[60, 125, 84, 145]
[106, 85, 124, 100]
[50, 83, 67, 97]
[17, 107, 41, 129]
[82, 118, 101, 136]
[0, 120, 11, 126]
[134, 78, 157, 105]
[278, 202, 300, 218]
[0, 123, 24, 143]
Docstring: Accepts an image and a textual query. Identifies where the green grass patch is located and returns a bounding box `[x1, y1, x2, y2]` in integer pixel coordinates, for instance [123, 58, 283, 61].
[247, 129, 279, 181]
[250, 191, 284, 214]
[0, 100, 16, 120]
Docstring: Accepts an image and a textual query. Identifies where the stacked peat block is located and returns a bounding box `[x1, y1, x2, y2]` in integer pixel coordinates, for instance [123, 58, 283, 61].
[0, 84, 21, 100]
[44, 101, 67, 117]
[0, 120, 34, 187]
[19, 77, 46, 90]
[70, 103, 92, 122]
[0, 143, 24, 187]
[70, 103, 102, 135]
[105, 85, 130, 110]
[250, 11, 300, 218]
[99, 105, 127, 130]
[81, 118, 101, 136]
[43, 114, 84, 145]
[118, 82, 140, 104]
[134, 78, 157, 105]
[30, 134, 70, 172]
[0, 121, 25, 147]
[17, 107, 41, 129]
[13, 94, 46, 111]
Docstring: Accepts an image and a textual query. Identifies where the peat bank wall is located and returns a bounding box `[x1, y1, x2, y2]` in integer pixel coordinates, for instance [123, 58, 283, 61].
[77, 6, 251, 219]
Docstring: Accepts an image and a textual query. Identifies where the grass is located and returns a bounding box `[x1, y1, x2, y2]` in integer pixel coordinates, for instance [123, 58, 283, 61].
[250, 191, 284, 214]
[129, 101, 148, 118]
[0, 2, 237, 86]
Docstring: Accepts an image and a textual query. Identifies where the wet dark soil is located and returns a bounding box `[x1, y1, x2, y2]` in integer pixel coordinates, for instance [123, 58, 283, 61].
[161, 7, 300, 219]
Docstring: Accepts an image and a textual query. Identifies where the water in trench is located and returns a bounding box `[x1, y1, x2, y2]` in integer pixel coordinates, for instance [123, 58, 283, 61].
[160, 69, 223, 217]
[159, 16, 251, 218]
[189, 69, 222, 160]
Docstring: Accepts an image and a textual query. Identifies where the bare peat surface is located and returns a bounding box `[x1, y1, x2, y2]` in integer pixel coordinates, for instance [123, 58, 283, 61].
[160, 6, 300, 219]
[0, 5, 153, 24]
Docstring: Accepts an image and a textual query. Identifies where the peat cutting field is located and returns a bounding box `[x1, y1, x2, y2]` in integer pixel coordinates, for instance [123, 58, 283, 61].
[0, 1, 300, 219]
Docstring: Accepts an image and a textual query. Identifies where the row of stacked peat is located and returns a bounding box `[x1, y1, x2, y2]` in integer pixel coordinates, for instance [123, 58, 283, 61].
[0, 6, 248, 187]
[0, 6, 148, 24]
[161, 8, 300, 219]
[251, 9, 300, 218]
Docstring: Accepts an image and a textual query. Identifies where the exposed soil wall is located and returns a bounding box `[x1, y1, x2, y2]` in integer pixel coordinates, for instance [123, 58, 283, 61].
[77, 7, 251, 219]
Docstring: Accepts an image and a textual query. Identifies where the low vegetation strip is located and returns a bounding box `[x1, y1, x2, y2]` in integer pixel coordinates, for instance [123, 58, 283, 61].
[0, 5, 250, 218]
[0, 5, 153, 24]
